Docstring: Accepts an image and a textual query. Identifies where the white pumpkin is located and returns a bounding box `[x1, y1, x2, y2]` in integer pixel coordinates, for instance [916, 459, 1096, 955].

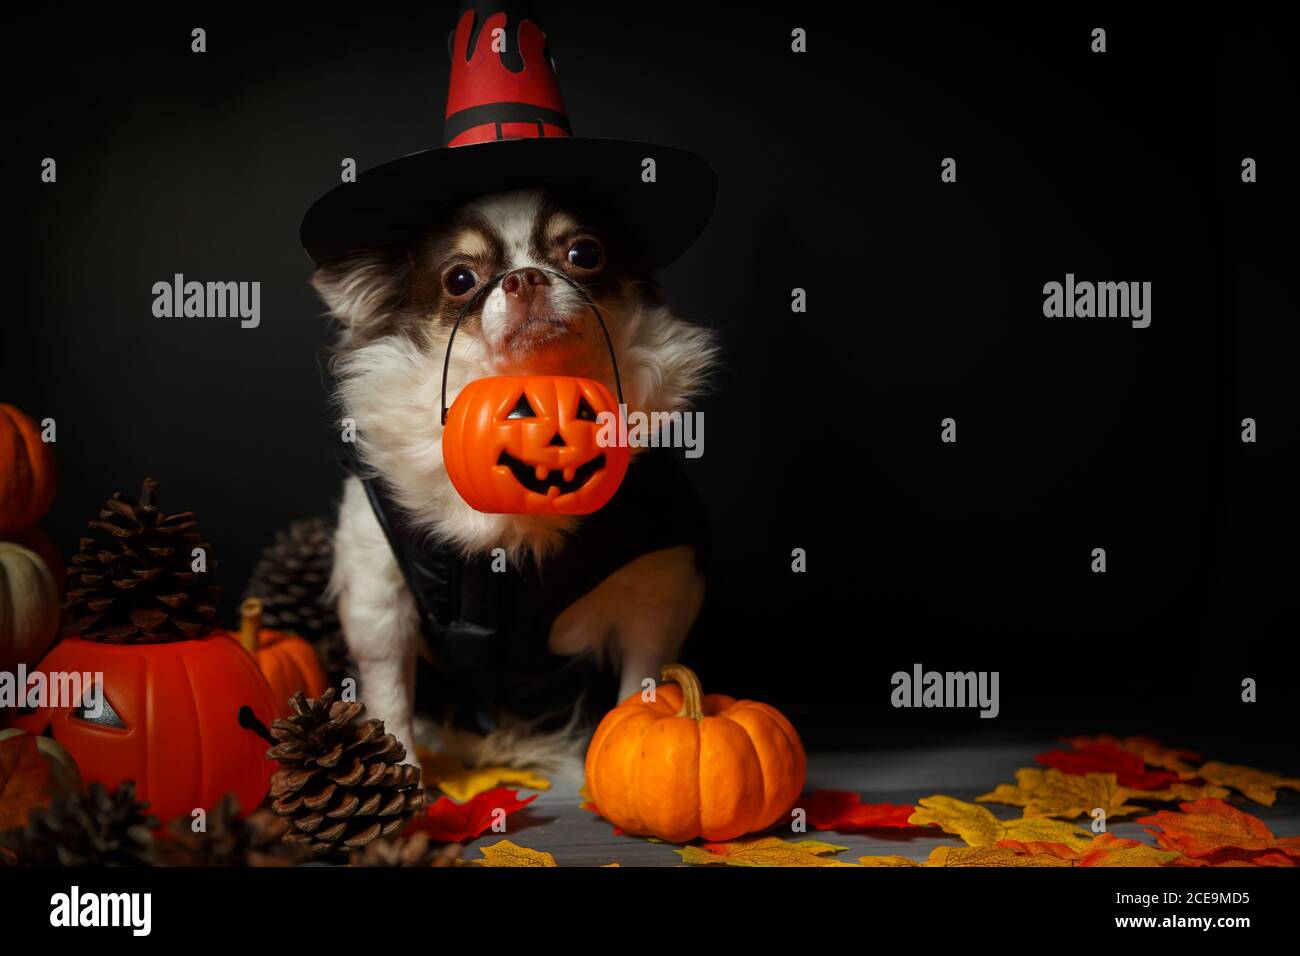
[0, 541, 59, 671]
[0, 728, 82, 796]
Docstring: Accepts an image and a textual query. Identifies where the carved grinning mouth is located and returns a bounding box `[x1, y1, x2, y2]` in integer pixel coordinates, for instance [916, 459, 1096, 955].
[496, 450, 606, 496]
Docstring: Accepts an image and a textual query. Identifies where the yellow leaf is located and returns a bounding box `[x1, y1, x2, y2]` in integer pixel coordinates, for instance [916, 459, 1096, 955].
[601, 862, 621, 867]
[1125, 782, 1231, 803]
[977, 769, 1148, 819]
[417, 746, 551, 802]
[858, 854, 922, 867]
[926, 845, 1074, 867]
[1077, 837, 1182, 868]
[910, 795, 1093, 851]
[676, 837, 855, 867]
[473, 839, 557, 867]
[997, 833, 1183, 868]
[1196, 762, 1300, 807]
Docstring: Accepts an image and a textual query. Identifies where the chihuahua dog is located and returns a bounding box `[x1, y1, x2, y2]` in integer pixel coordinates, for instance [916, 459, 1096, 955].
[311, 188, 716, 771]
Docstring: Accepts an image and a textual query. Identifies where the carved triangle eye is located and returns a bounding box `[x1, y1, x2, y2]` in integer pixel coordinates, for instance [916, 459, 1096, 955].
[72, 686, 126, 729]
[506, 394, 536, 419]
[575, 396, 597, 421]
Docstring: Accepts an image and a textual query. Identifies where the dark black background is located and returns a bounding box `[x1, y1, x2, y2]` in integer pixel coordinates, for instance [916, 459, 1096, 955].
[4, 7, 1296, 761]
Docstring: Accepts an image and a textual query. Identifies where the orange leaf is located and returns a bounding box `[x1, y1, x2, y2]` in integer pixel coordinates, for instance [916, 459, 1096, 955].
[0, 734, 53, 832]
[1137, 798, 1300, 864]
[1075, 833, 1183, 868]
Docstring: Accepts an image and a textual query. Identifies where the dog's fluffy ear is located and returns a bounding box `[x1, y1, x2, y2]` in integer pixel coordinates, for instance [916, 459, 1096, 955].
[311, 251, 413, 342]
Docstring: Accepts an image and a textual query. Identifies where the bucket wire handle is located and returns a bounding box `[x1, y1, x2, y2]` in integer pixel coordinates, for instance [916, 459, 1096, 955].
[440, 271, 625, 424]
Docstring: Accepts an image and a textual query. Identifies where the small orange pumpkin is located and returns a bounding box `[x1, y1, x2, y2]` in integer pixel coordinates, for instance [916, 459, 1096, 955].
[0, 404, 57, 536]
[584, 664, 807, 843]
[238, 597, 329, 716]
[443, 375, 629, 515]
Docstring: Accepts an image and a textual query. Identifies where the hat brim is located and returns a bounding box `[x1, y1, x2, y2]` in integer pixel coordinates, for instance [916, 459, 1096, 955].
[300, 137, 717, 269]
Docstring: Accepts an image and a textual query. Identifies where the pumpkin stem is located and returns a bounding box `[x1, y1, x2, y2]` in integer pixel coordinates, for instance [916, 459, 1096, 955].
[660, 663, 705, 720]
[239, 597, 262, 654]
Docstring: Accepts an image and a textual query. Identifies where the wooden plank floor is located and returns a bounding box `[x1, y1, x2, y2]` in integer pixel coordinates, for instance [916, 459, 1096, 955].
[458, 739, 1300, 867]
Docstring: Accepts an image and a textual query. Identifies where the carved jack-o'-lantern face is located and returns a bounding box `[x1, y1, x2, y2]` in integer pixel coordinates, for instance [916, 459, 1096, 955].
[443, 375, 630, 515]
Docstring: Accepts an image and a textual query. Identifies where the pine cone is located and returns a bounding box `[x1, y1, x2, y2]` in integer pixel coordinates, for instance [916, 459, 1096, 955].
[349, 832, 462, 868]
[0, 781, 157, 866]
[243, 518, 349, 679]
[267, 689, 424, 857]
[154, 793, 312, 867]
[64, 478, 220, 642]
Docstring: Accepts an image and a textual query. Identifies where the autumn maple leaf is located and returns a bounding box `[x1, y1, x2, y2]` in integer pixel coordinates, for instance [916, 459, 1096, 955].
[803, 791, 921, 831]
[1063, 734, 1202, 779]
[473, 839, 557, 867]
[1036, 742, 1179, 789]
[924, 845, 1076, 867]
[977, 769, 1148, 819]
[909, 795, 1093, 851]
[861, 834, 1181, 868]
[998, 833, 1182, 867]
[406, 786, 536, 844]
[678, 836, 854, 867]
[1137, 798, 1300, 865]
[1195, 762, 1300, 807]
[416, 746, 550, 802]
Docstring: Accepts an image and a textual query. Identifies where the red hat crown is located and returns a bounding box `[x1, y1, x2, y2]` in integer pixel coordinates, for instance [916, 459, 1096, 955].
[444, 2, 571, 148]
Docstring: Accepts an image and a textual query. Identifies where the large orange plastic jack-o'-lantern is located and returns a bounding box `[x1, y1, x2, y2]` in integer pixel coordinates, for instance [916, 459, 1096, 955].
[12, 633, 278, 824]
[440, 275, 630, 515]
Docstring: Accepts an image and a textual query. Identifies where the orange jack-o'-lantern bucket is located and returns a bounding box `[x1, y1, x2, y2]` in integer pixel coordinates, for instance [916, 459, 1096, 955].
[440, 274, 630, 515]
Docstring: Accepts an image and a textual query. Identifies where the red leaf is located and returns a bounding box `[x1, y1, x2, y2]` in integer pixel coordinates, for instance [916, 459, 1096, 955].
[406, 786, 536, 843]
[1036, 742, 1179, 789]
[804, 791, 922, 831]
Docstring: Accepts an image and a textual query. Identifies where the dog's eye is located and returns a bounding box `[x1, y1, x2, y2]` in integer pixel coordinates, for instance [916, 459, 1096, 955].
[506, 394, 537, 419]
[444, 266, 478, 297]
[567, 238, 603, 271]
[575, 397, 597, 421]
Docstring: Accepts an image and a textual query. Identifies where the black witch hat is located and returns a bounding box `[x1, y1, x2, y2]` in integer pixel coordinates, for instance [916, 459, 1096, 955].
[300, 1, 717, 269]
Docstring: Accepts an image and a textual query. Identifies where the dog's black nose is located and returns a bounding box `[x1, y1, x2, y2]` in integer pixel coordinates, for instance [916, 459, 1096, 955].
[501, 267, 549, 296]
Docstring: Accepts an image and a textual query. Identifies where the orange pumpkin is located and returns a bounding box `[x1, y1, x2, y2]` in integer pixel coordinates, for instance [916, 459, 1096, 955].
[443, 375, 630, 515]
[10, 630, 279, 823]
[0, 404, 57, 536]
[584, 664, 807, 843]
[238, 597, 329, 716]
